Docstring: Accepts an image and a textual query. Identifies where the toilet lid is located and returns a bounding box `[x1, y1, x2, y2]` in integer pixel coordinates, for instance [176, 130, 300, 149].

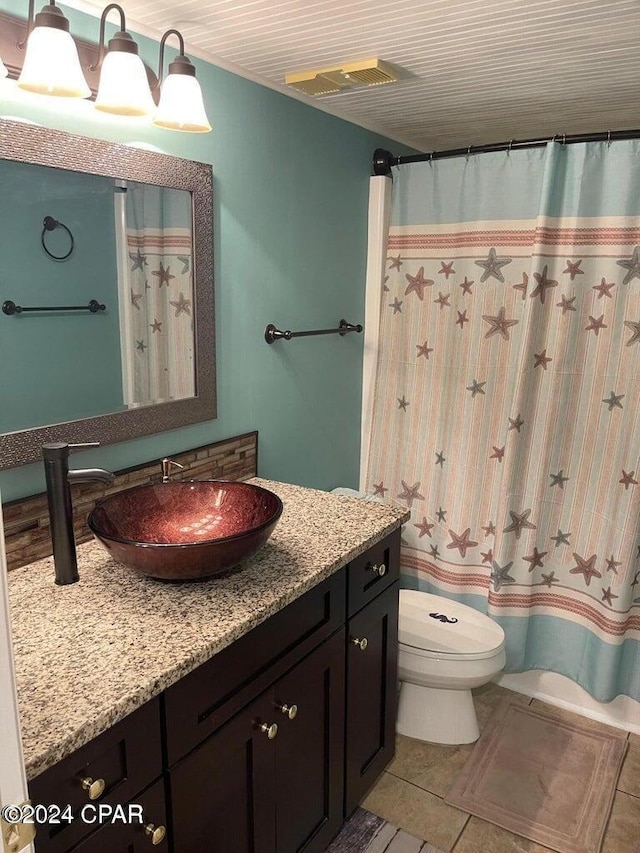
[398, 590, 505, 655]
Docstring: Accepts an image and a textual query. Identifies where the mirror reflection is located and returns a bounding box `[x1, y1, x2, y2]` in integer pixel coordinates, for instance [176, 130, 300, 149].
[0, 161, 195, 434]
[0, 118, 215, 470]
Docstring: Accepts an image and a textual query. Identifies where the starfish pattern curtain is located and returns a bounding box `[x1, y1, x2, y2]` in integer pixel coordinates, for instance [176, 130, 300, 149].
[365, 141, 640, 701]
[117, 181, 195, 407]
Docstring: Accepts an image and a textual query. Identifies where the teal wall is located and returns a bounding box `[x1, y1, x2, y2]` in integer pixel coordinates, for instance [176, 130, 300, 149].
[0, 163, 123, 431]
[0, 2, 414, 501]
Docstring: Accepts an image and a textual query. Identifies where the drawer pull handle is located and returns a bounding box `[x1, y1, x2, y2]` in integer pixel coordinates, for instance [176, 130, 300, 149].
[351, 636, 368, 651]
[144, 823, 167, 845]
[80, 776, 106, 800]
[277, 702, 298, 719]
[369, 562, 386, 577]
[259, 722, 279, 739]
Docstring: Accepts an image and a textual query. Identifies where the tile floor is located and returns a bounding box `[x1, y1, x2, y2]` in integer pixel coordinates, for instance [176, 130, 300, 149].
[362, 684, 640, 853]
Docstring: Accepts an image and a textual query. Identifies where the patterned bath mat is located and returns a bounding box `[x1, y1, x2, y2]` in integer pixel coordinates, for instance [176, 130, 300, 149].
[325, 808, 444, 853]
[446, 700, 628, 853]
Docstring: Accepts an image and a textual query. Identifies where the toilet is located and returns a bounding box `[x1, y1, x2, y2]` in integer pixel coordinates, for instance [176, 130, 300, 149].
[397, 590, 506, 745]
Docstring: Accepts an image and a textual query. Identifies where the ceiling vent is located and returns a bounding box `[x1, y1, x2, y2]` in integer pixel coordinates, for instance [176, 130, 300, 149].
[285, 58, 397, 96]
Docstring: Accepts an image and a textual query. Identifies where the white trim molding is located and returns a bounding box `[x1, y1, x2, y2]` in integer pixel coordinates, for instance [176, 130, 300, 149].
[360, 175, 391, 492]
[0, 497, 34, 852]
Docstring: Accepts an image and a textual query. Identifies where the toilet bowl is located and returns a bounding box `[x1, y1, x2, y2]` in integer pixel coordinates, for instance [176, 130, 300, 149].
[397, 590, 506, 745]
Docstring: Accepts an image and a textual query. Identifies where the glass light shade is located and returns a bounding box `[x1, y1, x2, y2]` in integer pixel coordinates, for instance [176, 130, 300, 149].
[153, 73, 211, 133]
[17, 26, 90, 98]
[0, 56, 8, 79]
[94, 51, 154, 116]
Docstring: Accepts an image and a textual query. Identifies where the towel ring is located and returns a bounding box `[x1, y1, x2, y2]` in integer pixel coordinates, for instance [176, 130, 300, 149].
[41, 216, 74, 261]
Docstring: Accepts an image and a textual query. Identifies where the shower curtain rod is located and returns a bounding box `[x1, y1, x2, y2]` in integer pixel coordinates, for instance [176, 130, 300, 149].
[372, 128, 640, 176]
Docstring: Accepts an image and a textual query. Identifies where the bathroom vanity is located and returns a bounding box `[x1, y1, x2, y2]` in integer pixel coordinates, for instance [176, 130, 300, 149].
[7, 480, 408, 853]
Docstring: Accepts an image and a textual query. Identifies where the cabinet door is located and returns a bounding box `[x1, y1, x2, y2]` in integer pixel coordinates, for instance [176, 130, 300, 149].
[169, 691, 277, 853]
[345, 583, 399, 815]
[273, 629, 345, 853]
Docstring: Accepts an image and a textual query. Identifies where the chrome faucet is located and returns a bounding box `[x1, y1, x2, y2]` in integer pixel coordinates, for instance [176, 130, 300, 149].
[161, 457, 185, 482]
[42, 442, 115, 585]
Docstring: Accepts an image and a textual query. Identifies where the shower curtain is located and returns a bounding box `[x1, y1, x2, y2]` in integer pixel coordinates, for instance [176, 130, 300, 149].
[115, 181, 195, 407]
[364, 141, 640, 701]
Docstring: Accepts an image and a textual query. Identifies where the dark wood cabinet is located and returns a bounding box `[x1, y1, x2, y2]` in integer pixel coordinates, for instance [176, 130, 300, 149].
[170, 629, 345, 853]
[67, 778, 168, 853]
[170, 690, 277, 853]
[30, 530, 401, 853]
[273, 628, 345, 853]
[345, 583, 399, 815]
[30, 700, 162, 853]
[347, 528, 400, 617]
[164, 569, 345, 767]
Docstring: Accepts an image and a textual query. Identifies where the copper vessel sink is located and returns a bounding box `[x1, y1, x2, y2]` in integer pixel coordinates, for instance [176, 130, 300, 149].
[87, 481, 283, 581]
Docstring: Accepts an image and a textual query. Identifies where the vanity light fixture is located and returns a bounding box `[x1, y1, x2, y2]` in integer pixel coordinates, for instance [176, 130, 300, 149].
[1, 3, 210, 132]
[153, 29, 211, 133]
[92, 3, 154, 116]
[92, 3, 155, 116]
[17, 0, 90, 98]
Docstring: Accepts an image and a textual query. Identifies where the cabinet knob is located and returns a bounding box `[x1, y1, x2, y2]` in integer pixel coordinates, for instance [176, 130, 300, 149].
[350, 636, 368, 651]
[144, 823, 167, 845]
[369, 562, 386, 577]
[80, 776, 106, 800]
[5, 825, 20, 853]
[259, 722, 279, 739]
[277, 702, 298, 719]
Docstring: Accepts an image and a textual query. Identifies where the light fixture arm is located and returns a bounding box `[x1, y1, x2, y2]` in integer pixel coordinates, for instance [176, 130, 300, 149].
[157, 28, 184, 86]
[156, 28, 196, 89]
[20, 0, 35, 45]
[92, 2, 128, 70]
[18, 0, 62, 49]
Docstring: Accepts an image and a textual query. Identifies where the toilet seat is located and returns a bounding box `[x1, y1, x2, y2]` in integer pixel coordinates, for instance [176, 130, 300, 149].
[399, 590, 505, 661]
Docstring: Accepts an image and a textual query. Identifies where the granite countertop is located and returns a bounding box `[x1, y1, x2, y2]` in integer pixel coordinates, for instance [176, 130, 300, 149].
[7, 479, 409, 781]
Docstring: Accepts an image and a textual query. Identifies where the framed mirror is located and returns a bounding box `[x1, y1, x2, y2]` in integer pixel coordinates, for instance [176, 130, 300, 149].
[0, 118, 215, 468]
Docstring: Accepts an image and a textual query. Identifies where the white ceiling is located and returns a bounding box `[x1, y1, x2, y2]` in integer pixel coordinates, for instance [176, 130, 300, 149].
[93, 0, 639, 152]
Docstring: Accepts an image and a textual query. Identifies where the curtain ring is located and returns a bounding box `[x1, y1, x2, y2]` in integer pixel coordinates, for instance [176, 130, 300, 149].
[466, 145, 472, 160]
[41, 216, 74, 261]
[607, 130, 612, 147]
[507, 140, 513, 156]
[561, 134, 566, 145]
[429, 151, 434, 166]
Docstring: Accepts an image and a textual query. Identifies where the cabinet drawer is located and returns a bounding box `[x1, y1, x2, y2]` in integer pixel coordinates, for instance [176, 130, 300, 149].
[164, 568, 346, 765]
[347, 529, 400, 617]
[67, 776, 168, 853]
[30, 698, 162, 853]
